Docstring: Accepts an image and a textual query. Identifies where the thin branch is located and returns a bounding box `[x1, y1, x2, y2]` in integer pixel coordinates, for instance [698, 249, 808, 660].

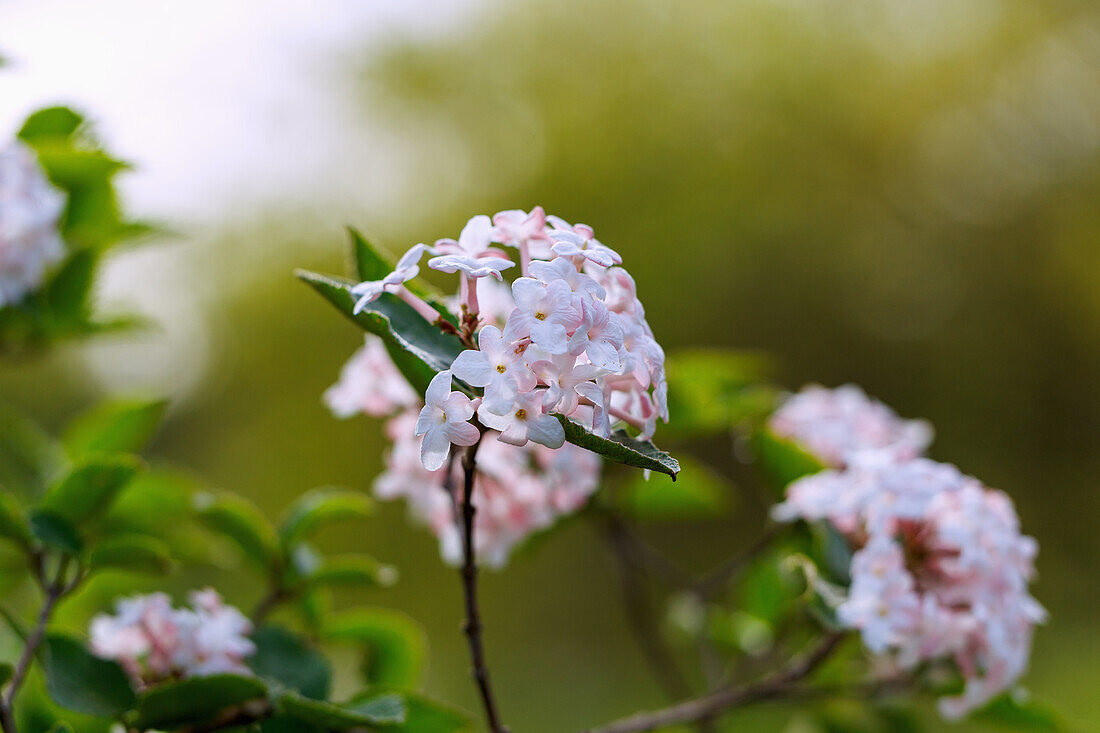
[2, 555, 84, 733]
[601, 513, 694, 701]
[581, 632, 846, 733]
[693, 525, 781, 600]
[456, 439, 508, 733]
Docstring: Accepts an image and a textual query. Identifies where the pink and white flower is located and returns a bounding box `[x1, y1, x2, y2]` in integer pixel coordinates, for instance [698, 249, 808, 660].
[90, 589, 255, 688]
[451, 324, 537, 412]
[415, 370, 480, 470]
[0, 141, 65, 307]
[477, 390, 566, 449]
[324, 335, 418, 418]
[351, 243, 430, 314]
[507, 278, 582, 354]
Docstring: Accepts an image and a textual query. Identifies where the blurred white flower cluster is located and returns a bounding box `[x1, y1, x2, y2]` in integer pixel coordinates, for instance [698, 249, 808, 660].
[327, 331, 601, 569]
[90, 589, 255, 687]
[0, 141, 65, 307]
[769, 386, 1045, 718]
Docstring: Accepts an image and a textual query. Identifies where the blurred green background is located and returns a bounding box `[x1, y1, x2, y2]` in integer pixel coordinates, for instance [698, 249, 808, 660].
[2, 0, 1098, 729]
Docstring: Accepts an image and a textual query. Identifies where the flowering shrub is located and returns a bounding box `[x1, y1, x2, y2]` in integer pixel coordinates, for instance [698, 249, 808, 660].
[0, 113, 1056, 733]
[771, 387, 1046, 719]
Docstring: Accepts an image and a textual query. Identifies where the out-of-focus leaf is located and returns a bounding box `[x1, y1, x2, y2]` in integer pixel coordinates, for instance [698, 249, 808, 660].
[194, 493, 280, 571]
[88, 534, 172, 575]
[664, 349, 777, 437]
[278, 488, 373, 547]
[0, 405, 65, 498]
[0, 662, 12, 688]
[63, 397, 168, 458]
[43, 634, 135, 718]
[555, 416, 680, 479]
[43, 249, 97, 331]
[974, 691, 1064, 731]
[33, 146, 126, 189]
[38, 455, 143, 526]
[753, 429, 825, 493]
[738, 549, 802, 626]
[811, 522, 854, 586]
[277, 691, 405, 729]
[0, 492, 31, 546]
[296, 270, 464, 395]
[616, 455, 732, 519]
[350, 692, 471, 733]
[17, 107, 83, 143]
[304, 554, 398, 589]
[28, 511, 83, 555]
[249, 626, 332, 701]
[323, 608, 428, 689]
[132, 674, 268, 730]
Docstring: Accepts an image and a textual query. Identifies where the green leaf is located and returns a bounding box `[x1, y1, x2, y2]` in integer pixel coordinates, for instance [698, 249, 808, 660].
[18, 107, 83, 143]
[0, 492, 31, 546]
[132, 674, 268, 730]
[664, 349, 776, 437]
[752, 429, 825, 492]
[248, 626, 332, 701]
[0, 405, 65, 498]
[974, 691, 1064, 731]
[38, 455, 144, 527]
[323, 608, 428, 689]
[34, 146, 126, 190]
[43, 634, 135, 718]
[278, 691, 405, 729]
[46, 723, 76, 733]
[194, 493, 280, 571]
[44, 249, 98, 332]
[278, 488, 374, 547]
[0, 662, 12, 687]
[296, 270, 464, 395]
[304, 554, 398, 589]
[617, 455, 732, 519]
[370, 693, 472, 733]
[349, 227, 393, 282]
[554, 415, 680, 480]
[63, 397, 169, 458]
[28, 511, 83, 555]
[88, 534, 172, 575]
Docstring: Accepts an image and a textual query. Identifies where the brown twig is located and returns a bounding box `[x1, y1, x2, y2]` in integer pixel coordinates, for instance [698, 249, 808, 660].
[581, 632, 846, 733]
[456, 439, 508, 733]
[1, 555, 84, 733]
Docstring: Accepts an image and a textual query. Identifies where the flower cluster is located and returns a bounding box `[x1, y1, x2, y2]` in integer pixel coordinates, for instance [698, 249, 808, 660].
[348, 207, 668, 472]
[327, 333, 601, 568]
[0, 141, 65, 307]
[768, 384, 933, 468]
[770, 387, 1044, 718]
[89, 589, 255, 688]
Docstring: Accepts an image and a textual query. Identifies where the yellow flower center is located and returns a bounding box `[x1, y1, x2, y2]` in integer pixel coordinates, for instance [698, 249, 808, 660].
[515, 409, 528, 420]
[496, 364, 507, 373]
[534, 311, 547, 321]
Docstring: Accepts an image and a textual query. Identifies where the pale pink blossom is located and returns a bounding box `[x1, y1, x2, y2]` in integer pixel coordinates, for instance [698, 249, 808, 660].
[90, 589, 254, 688]
[0, 141, 65, 306]
[434, 215, 500, 259]
[507, 278, 582, 354]
[531, 352, 608, 415]
[549, 229, 622, 267]
[529, 256, 606, 301]
[450, 324, 537, 412]
[478, 390, 566, 449]
[427, 253, 514, 281]
[414, 370, 480, 470]
[492, 206, 552, 264]
[768, 384, 933, 468]
[568, 299, 624, 370]
[351, 243, 430, 314]
[324, 335, 418, 418]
